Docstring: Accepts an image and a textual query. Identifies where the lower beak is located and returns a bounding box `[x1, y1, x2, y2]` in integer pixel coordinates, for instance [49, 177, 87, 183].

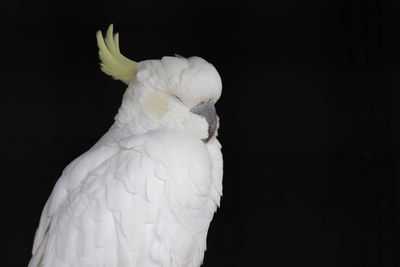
[190, 99, 218, 142]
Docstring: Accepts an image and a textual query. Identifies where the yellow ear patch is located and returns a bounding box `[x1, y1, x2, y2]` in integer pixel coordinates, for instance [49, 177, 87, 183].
[143, 91, 169, 119]
[96, 24, 138, 84]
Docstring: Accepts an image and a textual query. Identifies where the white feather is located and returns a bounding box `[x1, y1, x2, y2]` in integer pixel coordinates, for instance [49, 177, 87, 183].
[29, 128, 222, 267]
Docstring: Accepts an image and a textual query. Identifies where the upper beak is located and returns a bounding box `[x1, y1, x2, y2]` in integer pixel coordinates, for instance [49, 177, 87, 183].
[190, 99, 217, 143]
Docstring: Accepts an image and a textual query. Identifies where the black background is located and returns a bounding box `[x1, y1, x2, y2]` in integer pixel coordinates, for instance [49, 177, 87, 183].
[2, 0, 400, 266]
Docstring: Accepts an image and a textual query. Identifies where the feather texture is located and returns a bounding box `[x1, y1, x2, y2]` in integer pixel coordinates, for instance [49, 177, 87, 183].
[28, 129, 222, 267]
[96, 24, 137, 84]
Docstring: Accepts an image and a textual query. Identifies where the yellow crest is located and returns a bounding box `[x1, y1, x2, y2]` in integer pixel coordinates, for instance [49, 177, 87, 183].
[96, 24, 137, 85]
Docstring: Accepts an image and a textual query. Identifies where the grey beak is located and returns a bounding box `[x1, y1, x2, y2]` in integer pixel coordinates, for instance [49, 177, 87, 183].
[190, 99, 217, 143]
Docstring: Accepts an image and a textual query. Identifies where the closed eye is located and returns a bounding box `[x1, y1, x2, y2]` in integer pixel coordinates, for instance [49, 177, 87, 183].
[173, 95, 183, 102]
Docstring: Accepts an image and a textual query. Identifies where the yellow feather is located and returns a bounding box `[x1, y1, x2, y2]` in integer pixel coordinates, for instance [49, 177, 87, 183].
[96, 24, 137, 85]
[114, 33, 120, 53]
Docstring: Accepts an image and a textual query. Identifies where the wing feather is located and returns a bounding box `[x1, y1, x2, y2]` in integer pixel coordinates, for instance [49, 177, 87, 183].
[29, 130, 222, 267]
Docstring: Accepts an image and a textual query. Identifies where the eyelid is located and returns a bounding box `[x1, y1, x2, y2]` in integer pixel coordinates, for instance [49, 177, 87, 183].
[173, 95, 182, 102]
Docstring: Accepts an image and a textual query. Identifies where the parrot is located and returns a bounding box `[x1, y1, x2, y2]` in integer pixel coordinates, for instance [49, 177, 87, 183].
[28, 24, 223, 267]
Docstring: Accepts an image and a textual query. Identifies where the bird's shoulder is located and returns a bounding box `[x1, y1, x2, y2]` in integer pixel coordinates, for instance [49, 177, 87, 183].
[30, 128, 218, 266]
[45, 128, 210, 220]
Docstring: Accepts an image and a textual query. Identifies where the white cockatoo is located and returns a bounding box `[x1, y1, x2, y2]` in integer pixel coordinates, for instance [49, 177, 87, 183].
[28, 24, 223, 267]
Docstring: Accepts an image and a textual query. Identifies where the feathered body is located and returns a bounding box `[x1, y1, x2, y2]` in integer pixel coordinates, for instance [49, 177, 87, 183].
[29, 25, 223, 267]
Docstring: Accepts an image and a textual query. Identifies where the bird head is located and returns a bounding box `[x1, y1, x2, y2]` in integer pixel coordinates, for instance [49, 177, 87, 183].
[97, 25, 222, 142]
